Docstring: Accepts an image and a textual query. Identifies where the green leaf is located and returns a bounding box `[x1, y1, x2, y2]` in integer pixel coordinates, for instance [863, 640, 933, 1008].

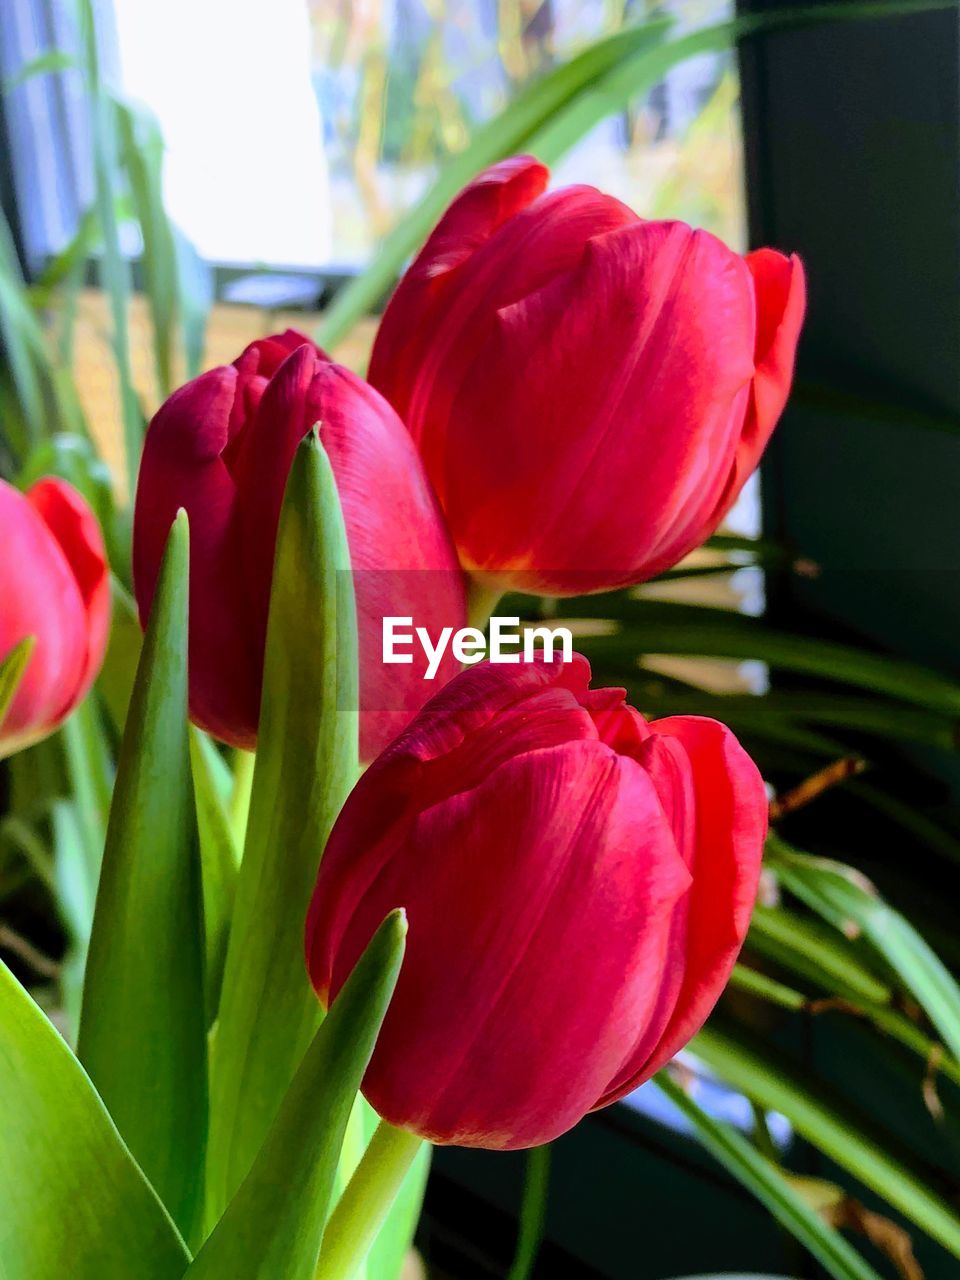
[172, 224, 213, 380]
[693, 1023, 960, 1258]
[189, 728, 240, 1023]
[729, 961, 960, 1092]
[3, 49, 79, 92]
[59, 697, 112, 881]
[77, 511, 207, 1245]
[767, 836, 960, 1065]
[114, 97, 177, 398]
[0, 959, 189, 1277]
[0, 636, 35, 740]
[655, 1070, 884, 1280]
[507, 1145, 551, 1280]
[627, 681, 960, 753]
[317, 1, 954, 351]
[316, 18, 673, 349]
[185, 911, 406, 1280]
[77, 0, 142, 500]
[568, 599, 960, 715]
[205, 430, 360, 1225]
[748, 904, 892, 1005]
[0, 205, 55, 456]
[96, 574, 144, 737]
[50, 798, 94, 1033]
[363, 1100, 431, 1280]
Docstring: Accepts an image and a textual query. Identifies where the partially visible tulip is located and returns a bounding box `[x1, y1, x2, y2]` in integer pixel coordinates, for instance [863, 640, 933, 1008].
[0, 477, 110, 757]
[369, 155, 806, 596]
[132, 331, 466, 761]
[306, 654, 767, 1149]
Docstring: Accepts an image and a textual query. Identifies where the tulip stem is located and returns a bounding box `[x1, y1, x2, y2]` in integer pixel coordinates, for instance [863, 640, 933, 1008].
[316, 1120, 424, 1280]
[466, 581, 502, 632]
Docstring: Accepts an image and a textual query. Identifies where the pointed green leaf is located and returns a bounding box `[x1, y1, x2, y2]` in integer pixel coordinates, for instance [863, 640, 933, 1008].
[0, 959, 189, 1277]
[206, 430, 360, 1224]
[655, 1070, 884, 1280]
[187, 911, 405, 1280]
[77, 511, 207, 1245]
[0, 636, 35, 740]
[189, 728, 240, 1022]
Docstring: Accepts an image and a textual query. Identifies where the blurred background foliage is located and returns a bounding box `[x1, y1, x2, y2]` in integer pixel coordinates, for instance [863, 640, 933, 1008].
[2, 1, 960, 1278]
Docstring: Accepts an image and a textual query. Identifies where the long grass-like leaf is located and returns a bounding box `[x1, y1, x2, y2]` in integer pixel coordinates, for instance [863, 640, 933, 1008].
[565, 600, 960, 715]
[656, 1069, 885, 1280]
[76, 0, 141, 500]
[317, 0, 955, 350]
[693, 1023, 960, 1257]
[768, 836, 960, 1066]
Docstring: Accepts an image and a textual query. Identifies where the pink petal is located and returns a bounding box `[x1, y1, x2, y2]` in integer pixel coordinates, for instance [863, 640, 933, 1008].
[0, 481, 89, 744]
[27, 478, 110, 702]
[440, 220, 755, 592]
[598, 716, 767, 1100]
[133, 366, 261, 747]
[310, 739, 690, 1149]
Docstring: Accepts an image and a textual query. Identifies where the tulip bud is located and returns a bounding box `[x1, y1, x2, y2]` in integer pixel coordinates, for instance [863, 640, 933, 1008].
[369, 156, 806, 595]
[305, 654, 767, 1149]
[0, 477, 110, 757]
[132, 331, 466, 761]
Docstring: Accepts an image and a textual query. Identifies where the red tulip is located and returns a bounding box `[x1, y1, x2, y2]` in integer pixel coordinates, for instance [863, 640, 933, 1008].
[306, 654, 767, 1149]
[369, 155, 806, 595]
[132, 331, 466, 760]
[0, 477, 110, 757]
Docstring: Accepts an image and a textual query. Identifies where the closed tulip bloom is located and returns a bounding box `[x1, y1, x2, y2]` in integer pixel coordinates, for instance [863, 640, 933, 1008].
[133, 331, 465, 760]
[369, 156, 806, 595]
[0, 477, 110, 757]
[306, 654, 767, 1149]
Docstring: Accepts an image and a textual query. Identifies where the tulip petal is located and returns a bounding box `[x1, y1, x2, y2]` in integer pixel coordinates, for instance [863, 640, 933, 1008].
[440, 220, 755, 592]
[310, 739, 691, 1149]
[27, 478, 110, 701]
[0, 481, 89, 743]
[695, 249, 807, 532]
[403, 156, 549, 280]
[653, 253, 805, 569]
[597, 716, 767, 1101]
[744, 249, 806, 451]
[136, 333, 467, 759]
[229, 349, 468, 761]
[134, 367, 261, 747]
[370, 171, 637, 492]
[315, 365, 467, 758]
[368, 157, 548, 428]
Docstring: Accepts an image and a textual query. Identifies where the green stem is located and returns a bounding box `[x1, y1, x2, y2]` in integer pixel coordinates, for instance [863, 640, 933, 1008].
[466, 580, 502, 632]
[507, 1144, 552, 1280]
[228, 748, 255, 847]
[317, 1121, 424, 1280]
